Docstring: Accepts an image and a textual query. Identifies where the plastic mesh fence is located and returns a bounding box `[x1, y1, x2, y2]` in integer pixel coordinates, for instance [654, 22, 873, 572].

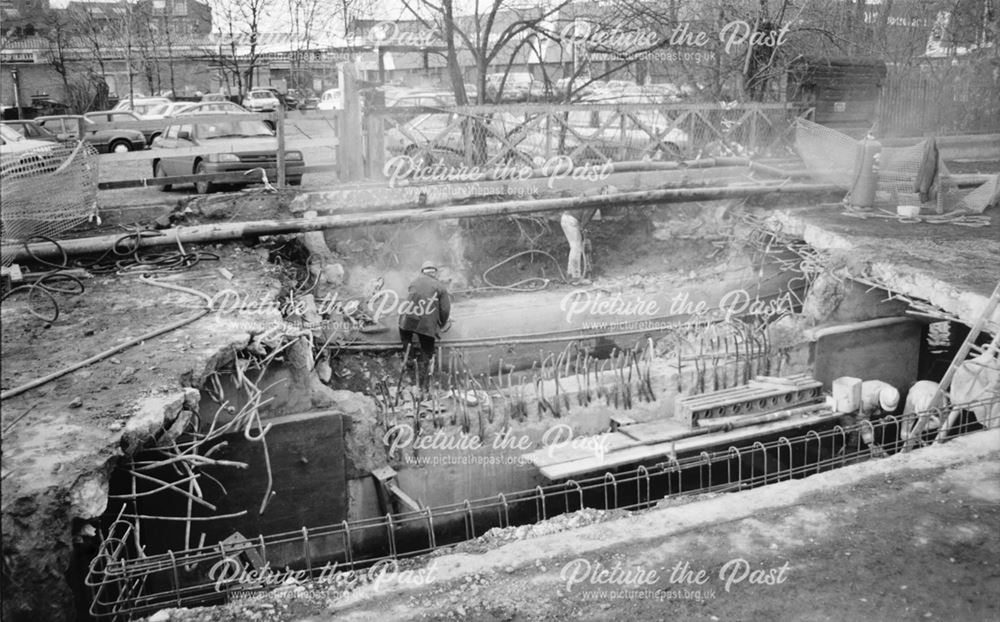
[794, 118, 999, 214]
[1, 141, 100, 266]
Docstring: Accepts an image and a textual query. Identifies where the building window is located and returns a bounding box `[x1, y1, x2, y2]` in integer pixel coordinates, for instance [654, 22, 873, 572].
[172, 0, 187, 16]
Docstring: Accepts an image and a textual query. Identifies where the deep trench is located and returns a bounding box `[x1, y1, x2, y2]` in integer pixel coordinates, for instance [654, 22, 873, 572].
[78, 209, 994, 620]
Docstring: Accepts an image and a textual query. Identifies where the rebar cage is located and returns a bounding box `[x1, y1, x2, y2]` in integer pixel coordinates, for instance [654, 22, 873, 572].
[86, 398, 999, 620]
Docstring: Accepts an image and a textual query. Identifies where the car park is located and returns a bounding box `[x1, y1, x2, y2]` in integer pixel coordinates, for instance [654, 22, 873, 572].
[150, 117, 303, 193]
[35, 115, 147, 153]
[201, 93, 230, 103]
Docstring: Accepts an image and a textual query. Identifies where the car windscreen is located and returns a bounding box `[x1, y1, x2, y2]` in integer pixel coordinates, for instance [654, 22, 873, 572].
[147, 104, 172, 115]
[197, 120, 274, 139]
[250, 92, 270, 99]
[1, 125, 25, 142]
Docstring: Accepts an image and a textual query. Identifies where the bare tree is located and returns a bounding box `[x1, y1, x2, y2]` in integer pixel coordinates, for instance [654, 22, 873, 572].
[39, 9, 74, 93]
[286, 0, 338, 91]
[207, 0, 270, 96]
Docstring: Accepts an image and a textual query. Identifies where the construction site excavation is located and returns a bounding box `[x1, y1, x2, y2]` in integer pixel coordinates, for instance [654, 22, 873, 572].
[2, 49, 1000, 622]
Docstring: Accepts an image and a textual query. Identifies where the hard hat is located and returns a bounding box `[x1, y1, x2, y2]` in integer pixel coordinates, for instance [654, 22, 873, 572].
[420, 260, 438, 273]
[879, 387, 900, 411]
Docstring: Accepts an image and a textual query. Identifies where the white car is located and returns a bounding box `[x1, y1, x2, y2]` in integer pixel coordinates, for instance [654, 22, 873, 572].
[318, 88, 342, 111]
[0, 124, 61, 178]
[143, 102, 194, 119]
[243, 89, 280, 112]
[112, 97, 172, 117]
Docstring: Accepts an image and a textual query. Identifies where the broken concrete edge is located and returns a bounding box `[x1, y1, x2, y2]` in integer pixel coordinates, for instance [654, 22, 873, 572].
[323, 428, 1000, 611]
[770, 209, 1000, 328]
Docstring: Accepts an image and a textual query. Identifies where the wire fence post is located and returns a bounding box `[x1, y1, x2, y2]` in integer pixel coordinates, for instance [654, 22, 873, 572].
[276, 107, 286, 189]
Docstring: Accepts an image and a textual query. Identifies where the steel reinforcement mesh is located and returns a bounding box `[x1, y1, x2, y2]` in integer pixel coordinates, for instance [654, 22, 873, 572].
[86, 399, 999, 620]
[1, 141, 100, 266]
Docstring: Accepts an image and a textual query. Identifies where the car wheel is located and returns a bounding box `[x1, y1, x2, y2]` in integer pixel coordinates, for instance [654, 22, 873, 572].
[194, 161, 215, 194]
[154, 161, 171, 191]
[110, 140, 132, 153]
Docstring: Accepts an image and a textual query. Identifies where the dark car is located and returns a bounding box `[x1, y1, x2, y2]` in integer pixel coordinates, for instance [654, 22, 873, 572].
[35, 115, 146, 153]
[288, 89, 318, 110]
[151, 117, 304, 194]
[2, 119, 60, 142]
[84, 110, 165, 145]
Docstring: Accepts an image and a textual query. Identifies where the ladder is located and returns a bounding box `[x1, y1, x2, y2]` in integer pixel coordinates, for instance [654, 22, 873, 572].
[906, 281, 1000, 448]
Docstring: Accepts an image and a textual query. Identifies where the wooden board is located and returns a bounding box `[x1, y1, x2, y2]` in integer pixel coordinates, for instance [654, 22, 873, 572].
[539, 410, 842, 480]
[523, 431, 640, 468]
[198, 410, 348, 550]
[616, 419, 692, 444]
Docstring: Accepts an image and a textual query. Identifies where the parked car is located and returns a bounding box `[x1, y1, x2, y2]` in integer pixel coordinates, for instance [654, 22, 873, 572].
[485, 73, 538, 102]
[143, 102, 194, 119]
[174, 101, 251, 117]
[384, 112, 547, 167]
[150, 118, 303, 194]
[386, 105, 689, 166]
[242, 89, 280, 112]
[318, 88, 341, 111]
[83, 110, 163, 145]
[201, 93, 230, 102]
[2, 119, 60, 142]
[0, 124, 62, 178]
[267, 87, 296, 110]
[386, 90, 454, 108]
[35, 115, 146, 153]
[85, 110, 145, 124]
[111, 97, 172, 117]
[288, 89, 319, 110]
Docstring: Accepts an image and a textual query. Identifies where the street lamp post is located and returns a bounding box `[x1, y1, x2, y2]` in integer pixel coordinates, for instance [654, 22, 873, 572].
[11, 68, 23, 119]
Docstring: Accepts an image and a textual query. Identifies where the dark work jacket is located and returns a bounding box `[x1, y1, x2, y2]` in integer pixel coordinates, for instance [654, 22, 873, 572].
[398, 273, 451, 337]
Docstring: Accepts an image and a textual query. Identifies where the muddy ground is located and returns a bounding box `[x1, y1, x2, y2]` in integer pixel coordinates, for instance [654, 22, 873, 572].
[141, 429, 1000, 622]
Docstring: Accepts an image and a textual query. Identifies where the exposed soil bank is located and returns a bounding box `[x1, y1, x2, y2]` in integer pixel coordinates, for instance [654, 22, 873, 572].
[144, 429, 1000, 622]
[0, 248, 286, 622]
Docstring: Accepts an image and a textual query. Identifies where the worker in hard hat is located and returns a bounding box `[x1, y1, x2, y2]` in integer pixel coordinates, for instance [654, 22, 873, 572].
[901, 380, 946, 448]
[398, 260, 451, 380]
[848, 379, 900, 457]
